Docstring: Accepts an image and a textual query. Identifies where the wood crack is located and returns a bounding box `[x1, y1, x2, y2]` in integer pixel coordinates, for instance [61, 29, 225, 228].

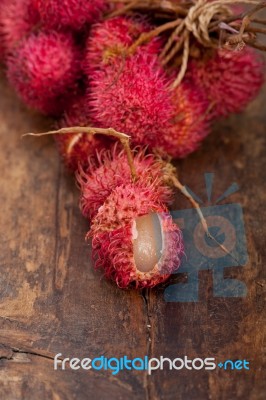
[0, 344, 55, 362]
[141, 288, 152, 400]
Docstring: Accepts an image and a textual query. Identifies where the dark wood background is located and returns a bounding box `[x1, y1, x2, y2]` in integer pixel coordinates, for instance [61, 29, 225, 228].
[0, 56, 265, 399]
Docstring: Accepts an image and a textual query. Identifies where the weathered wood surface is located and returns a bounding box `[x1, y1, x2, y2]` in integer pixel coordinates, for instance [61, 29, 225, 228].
[0, 62, 265, 400]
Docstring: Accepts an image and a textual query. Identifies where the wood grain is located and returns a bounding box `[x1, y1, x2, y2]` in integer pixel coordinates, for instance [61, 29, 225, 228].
[0, 61, 265, 400]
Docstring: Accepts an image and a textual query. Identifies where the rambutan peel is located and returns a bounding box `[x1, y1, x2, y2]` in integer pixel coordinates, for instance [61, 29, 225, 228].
[7, 31, 81, 116]
[91, 206, 183, 289]
[84, 16, 161, 74]
[89, 52, 211, 158]
[55, 97, 111, 171]
[82, 146, 184, 288]
[0, 0, 40, 56]
[76, 145, 184, 289]
[36, 0, 107, 30]
[77, 147, 173, 220]
[187, 48, 265, 118]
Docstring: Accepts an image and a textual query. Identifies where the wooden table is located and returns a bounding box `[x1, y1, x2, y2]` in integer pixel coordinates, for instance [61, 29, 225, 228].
[0, 65, 265, 399]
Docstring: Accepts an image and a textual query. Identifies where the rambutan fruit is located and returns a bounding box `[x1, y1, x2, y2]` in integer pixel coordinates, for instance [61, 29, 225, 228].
[89, 52, 173, 145]
[89, 52, 210, 159]
[76, 146, 173, 220]
[7, 31, 81, 116]
[187, 47, 265, 118]
[84, 16, 161, 74]
[157, 81, 211, 158]
[0, 0, 40, 56]
[36, 0, 106, 31]
[55, 97, 110, 171]
[76, 146, 183, 288]
[89, 183, 184, 289]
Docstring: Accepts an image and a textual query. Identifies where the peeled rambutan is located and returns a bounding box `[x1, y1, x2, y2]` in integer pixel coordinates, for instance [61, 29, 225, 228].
[55, 96, 110, 171]
[76, 146, 173, 220]
[187, 47, 265, 118]
[7, 31, 81, 116]
[90, 183, 184, 289]
[89, 52, 210, 158]
[36, 0, 106, 31]
[84, 16, 161, 74]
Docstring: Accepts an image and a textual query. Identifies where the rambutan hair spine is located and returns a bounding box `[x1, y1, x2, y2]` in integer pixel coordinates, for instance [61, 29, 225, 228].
[0, 0, 40, 57]
[7, 31, 82, 116]
[77, 144, 184, 288]
[23, 126, 228, 289]
[24, 126, 187, 288]
[106, 0, 266, 88]
[54, 96, 112, 172]
[79, 145, 185, 288]
[35, 0, 107, 30]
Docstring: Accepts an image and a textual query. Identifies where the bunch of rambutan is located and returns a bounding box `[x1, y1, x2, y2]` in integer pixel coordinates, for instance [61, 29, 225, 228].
[0, 0, 265, 288]
[0, 1, 264, 157]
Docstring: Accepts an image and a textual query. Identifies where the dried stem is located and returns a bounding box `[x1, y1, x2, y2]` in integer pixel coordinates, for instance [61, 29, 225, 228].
[171, 32, 190, 89]
[23, 127, 138, 181]
[160, 21, 186, 63]
[236, 25, 266, 34]
[108, 0, 139, 19]
[108, 0, 190, 18]
[169, 174, 239, 261]
[128, 19, 181, 55]
[247, 41, 266, 50]
[251, 17, 266, 24]
[110, 0, 266, 87]
[170, 174, 209, 234]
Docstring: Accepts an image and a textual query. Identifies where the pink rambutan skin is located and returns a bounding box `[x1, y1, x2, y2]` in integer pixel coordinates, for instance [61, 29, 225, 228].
[55, 96, 110, 171]
[90, 184, 184, 289]
[76, 146, 173, 220]
[7, 31, 81, 116]
[158, 80, 211, 158]
[89, 52, 210, 158]
[89, 52, 174, 144]
[0, 0, 40, 56]
[77, 148, 184, 288]
[56, 133, 108, 172]
[187, 48, 265, 118]
[84, 16, 161, 74]
[36, 0, 107, 30]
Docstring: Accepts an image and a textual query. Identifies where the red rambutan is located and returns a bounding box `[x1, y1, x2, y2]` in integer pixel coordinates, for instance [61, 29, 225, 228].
[76, 146, 184, 288]
[55, 97, 110, 171]
[90, 183, 183, 289]
[84, 16, 161, 74]
[89, 52, 210, 158]
[89, 52, 173, 145]
[36, 0, 106, 31]
[158, 81, 211, 158]
[76, 146, 173, 220]
[7, 31, 81, 116]
[0, 0, 40, 56]
[187, 47, 265, 118]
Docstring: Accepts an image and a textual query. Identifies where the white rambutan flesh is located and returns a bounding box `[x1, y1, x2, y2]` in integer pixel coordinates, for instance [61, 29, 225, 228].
[133, 213, 163, 273]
